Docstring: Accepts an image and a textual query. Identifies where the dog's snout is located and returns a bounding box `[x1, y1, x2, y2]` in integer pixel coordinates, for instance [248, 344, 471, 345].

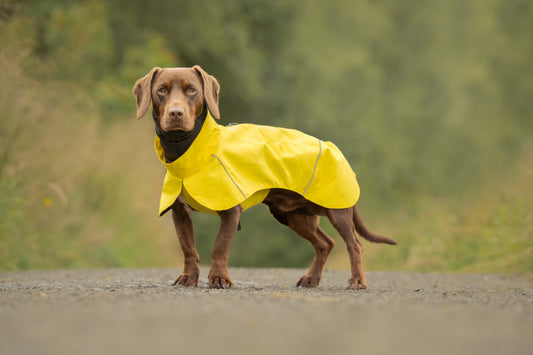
[168, 107, 185, 119]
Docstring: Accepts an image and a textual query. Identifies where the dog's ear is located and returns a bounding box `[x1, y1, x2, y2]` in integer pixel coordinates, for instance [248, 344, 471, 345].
[133, 67, 160, 119]
[193, 65, 220, 119]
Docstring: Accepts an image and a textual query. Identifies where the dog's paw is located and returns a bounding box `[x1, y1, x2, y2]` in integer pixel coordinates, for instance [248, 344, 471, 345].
[296, 274, 321, 288]
[172, 273, 199, 287]
[346, 277, 367, 290]
[208, 273, 235, 289]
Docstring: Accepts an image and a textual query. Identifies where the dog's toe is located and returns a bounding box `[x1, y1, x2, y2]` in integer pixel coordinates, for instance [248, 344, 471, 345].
[208, 275, 235, 289]
[173, 273, 199, 287]
[296, 274, 320, 288]
[346, 277, 367, 290]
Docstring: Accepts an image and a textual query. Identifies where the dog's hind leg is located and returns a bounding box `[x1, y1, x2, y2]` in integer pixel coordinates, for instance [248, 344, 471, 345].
[286, 213, 335, 288]
[327, 208, 367, 290]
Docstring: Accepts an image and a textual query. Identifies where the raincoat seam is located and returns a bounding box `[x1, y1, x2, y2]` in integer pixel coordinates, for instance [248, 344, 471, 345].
[303, 139, 322, 196]
[211, 154, 247, 200]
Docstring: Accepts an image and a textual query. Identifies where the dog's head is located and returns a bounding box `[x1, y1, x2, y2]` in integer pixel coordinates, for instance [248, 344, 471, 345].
[133, 66, 220, 131]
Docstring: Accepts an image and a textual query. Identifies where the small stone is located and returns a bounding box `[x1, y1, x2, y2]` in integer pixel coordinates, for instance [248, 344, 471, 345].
[414, 288, 421, 292]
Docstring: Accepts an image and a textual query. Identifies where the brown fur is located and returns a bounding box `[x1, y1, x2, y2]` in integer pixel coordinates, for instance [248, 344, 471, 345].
[133, 66, 396, 290]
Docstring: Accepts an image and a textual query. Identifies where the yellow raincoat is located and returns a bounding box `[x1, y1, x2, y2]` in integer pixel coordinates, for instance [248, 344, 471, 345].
[156, 111, 360, 216]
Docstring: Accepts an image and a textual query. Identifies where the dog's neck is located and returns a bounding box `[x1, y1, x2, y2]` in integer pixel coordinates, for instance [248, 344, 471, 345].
[153, 105, 208, 163]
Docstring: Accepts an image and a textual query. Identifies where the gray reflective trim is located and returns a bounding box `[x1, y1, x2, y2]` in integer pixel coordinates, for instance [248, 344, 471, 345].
[211, 154, 247, 199]
[303, 139, 322, 196]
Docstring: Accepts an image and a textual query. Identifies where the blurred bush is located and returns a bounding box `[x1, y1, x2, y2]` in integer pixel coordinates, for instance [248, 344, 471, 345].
[0, 0, 531, 272]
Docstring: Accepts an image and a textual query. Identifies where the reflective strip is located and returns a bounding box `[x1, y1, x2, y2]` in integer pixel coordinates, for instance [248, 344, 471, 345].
[303, 139, 322, 196]
[211, 154, 247, 199]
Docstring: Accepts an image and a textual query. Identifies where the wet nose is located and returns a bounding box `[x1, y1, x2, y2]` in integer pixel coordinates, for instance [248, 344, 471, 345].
[168, 107, 185, 119]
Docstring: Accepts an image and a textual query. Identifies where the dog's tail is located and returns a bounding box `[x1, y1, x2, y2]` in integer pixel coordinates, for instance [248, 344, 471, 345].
[353, 206, 397, 245]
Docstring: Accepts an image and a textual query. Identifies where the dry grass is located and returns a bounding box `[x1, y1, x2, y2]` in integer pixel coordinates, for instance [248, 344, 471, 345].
[0, 51, 179, 270]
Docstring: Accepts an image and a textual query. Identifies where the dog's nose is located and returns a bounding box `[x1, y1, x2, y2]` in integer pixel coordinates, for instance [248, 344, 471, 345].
[168, 107, 185, 119]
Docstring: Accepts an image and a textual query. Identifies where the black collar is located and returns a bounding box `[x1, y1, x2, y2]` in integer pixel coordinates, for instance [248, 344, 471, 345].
[153, 104, 208, 163]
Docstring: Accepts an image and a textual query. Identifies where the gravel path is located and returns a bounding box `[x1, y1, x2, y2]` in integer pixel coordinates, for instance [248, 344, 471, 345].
[1, 267, 532, 355]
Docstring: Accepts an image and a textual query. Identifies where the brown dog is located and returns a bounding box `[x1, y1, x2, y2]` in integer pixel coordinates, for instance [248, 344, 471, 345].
[133, 66, 396, 290]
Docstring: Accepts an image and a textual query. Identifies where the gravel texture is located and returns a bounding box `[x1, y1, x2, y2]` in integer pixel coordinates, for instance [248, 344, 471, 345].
[1, 267, 532, 355]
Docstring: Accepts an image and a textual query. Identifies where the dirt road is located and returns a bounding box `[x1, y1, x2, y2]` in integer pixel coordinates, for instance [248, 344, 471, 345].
[1, 267, 531, 355]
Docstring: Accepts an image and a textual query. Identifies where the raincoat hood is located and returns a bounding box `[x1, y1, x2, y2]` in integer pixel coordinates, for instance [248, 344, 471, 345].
[155, 111, 360, 216]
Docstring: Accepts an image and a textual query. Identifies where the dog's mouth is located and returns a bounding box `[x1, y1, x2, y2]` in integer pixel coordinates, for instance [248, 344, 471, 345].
[152, 112, 194, 133]
[161, 115, 195, 132]
[154, 110, 207, 138]
[162, 122, 193, 132]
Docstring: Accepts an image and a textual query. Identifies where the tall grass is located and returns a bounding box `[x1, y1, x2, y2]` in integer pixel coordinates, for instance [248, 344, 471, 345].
[327, 153, 533, 273]
[0, 52, 179, 270]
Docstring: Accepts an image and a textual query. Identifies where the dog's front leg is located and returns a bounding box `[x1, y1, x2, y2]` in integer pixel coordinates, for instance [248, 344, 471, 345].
[209, 205, 243, 289]
[171, 200, 200, 287]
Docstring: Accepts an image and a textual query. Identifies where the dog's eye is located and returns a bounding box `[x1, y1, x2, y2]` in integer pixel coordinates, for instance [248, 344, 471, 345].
[187, 87, 197, 95]
[157, 87, 167, 95]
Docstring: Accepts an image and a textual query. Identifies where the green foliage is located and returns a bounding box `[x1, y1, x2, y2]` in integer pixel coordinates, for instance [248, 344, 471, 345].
[0, 0, 531, 272]
[43, 1, 114, 80]
[372, 160, 533, 273]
